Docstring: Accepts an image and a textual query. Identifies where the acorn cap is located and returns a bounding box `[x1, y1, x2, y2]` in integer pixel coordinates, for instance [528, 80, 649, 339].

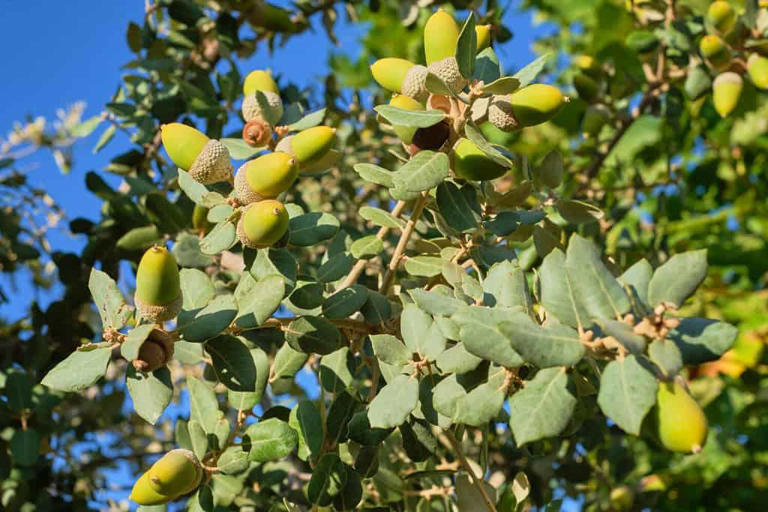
[236, 200, 290, 249]
[426, 56, 467, 93]
[147, 449, 203, 498]
[133, 329, 175, 373]
[135, 293, 183, 323]
[242, 91, 284, 125]
[424, 10, 460, 65]
[189, 139, 233, 184]
[488, 95, 519, 132]
[401, 64, 429, 101]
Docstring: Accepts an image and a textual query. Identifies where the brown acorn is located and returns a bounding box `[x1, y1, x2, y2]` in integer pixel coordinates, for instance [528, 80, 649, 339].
[133, 329, 175, 373]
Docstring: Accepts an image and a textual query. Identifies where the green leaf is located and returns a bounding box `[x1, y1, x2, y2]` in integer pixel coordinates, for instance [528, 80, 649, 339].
[454, 373, 506, 426]
[353, 163, 395, 188]
[10, 429, 39, 467]
[556, 200, 603, 224]
[326, 391, 357, 443]
[371, 334, 411, 365]
[360, 291, 393, 324]
[599, 319, 646, 354]
[126, 366, 173, 425]
[539, 249, 590, 328]
[374, 105, 446, 128]
[473, 47, 501, 83]
[647, 250, 708, 308]
[508, 367, 576, 445]
[177, 169, 211, 205]
[288, 108, 326, 131]
[289, 212, 340, 247]
[200, 221, 237, 255]
[565, 234, 630, 321]
[435, 343, 482, 374]
[483, 261, 532, 313]
[308, 454, 347, 506]
[217, 446, 250, 475]
[463, 122, 514, 168]
[285, 316, 341, 354]
[350, 235, 383, 259]
[289, 400, 324, 460]
[188, 420, 209, 462]
[359, 206, 405, 228]
[205, 335, 259, 391]
[513, 53, 551, 88]
[605, 116, 663, 167]
[319, 347, 356, 393]
[173, 233, 214, 268]
[498, 316, 585, 367]
[117, 225, 161, 251]
[436, 181, 481, 232]
[670, 317, 738, 364]
[188, 377, 221, 434]
[409, 288, 466, 316]
[401, 304, 446, 360]
[41, 346, 112, 392]
[392, 151, 449, 193]
[481, 76, 520, 94]
[252, 248, 298, 292]
[89, 268, 131, 330]
[323, 285, 369, 318]
[348, 411, 393, 446]
[432, 374, 467, 419]
[456, 13, 477, 78]
[456, 473, 497, 512]
[596, 355, 658, 435]
[648, 338, 683, 377]
[404, 256, 444, 277]
[180, 268, 215, 310]
[317, 252, 356, 283]
[234, 274, 284, 329]
[452, 306, 524, 367]
[227, 347, 269, 410]
[272, 343, 308, 380]
[175, 419, 192, 452]
[368, 374, 419, 429]
[245, 418, 298, 462]
[120, 325, 154, 362]
[619, 258, 653, 308]
[178, 294, 237, 343]
[220, 138, 264, 160]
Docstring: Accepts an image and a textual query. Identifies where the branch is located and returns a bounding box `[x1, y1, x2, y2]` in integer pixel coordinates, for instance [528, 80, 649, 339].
[445, 430, 497, 512]
[379, 192, 430, 294]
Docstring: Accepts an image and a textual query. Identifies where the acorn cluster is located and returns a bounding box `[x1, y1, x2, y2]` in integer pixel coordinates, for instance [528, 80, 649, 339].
[697, 1, 768, 117]
[370, 10, 566, 182]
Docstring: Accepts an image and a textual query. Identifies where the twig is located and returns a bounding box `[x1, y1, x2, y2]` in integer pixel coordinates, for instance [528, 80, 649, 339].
[379, 192, 430, 294]
[445, 430, 497, 512]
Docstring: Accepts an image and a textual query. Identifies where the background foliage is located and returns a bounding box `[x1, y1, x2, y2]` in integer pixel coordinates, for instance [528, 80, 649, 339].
[1, 0, 766, 511]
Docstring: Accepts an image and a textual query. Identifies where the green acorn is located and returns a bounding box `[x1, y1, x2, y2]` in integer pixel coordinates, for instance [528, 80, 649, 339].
[488, 85, 566, 131]
[699, 34, 731, 70]
[747, 54, 768, 89]
[133, 329, 175, 373]
[389, 94, 425, 144]
[707, 1, 736, 35]
[130, 449, 203, 505]
[655, 381, 708, 453]
[712, 72, 743, 117]
[476, 25, 492, 51]
[161, 123, 232, 184]
[242, 70, 283, 125]
[275, 126, 337, 167]
[452, 138, 507, 181]
[236, 200, 290, 249]
[573, 73, 599, 103]
[134, 245, 182, 323]
[234, 152, 298, 204]
[370, 58, 428, 101]
[424, 10, 459, 65]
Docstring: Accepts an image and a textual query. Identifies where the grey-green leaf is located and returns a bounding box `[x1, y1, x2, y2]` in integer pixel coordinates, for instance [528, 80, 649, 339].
[289, 212, 340, 247]
[647, 250, 708, 308]
[508, 367, 576, 445]
[596, 355, 658, 435]
[200, 220, 237, 255]
[234, 274, 284, 329]
[539, 249, 590, 328]
[374, 105, 446, 128]
[392, 151, 449, 193]
[126, 366, 173, 425]
[498, 316, 585, 368]
[368, 374, 419, 429]
[245, 418, 298, 462]
[669, 317, 738, 364]
[41, 346, 112, 392]
[89, 268, 132, 330]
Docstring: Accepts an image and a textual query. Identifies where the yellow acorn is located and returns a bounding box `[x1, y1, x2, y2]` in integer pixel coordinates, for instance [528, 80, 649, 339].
[130, 449, 202, 505]
[424, 10, 460, 65]
[452, 138, 507, 181]
[488, 85, 566, 131]
[371, 58, 429, 101]
[475, 25, 492, 51]
[707, 1, 736, 34]
[747, 54, 768, 89]
[581, 104, 611, 137]
[573, 73, 599, 103]
[655, 381, 708, 453]
[242, 70, 283, 125]
[712, 72, 743, 117]
[389, 94, 425, 144]
[234, 152, 298, 204]
[133, 329, 175, 373]
[134, 245, 182, 323]
[236, 200, 290, 249]
[699, 34, 732, 70]
[161, 123, 232, 184]
[276, 126, 336, 167]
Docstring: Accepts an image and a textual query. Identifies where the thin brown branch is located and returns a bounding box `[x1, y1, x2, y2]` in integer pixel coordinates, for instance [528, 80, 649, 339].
[379, 192, 430, 294]
[445, 430, 497, 512]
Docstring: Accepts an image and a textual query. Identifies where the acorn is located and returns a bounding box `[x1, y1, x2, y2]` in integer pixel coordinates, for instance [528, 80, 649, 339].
[242, 70, 283, 124]
[236, 200, 290, 249]
[275, 126, 336, 168]
[160, 123, 232, 184]
[475, 25, 492, 51]
[409, 120, 450, 154]
[134, 245, 182, 323]
[234, 152, 298, 205]
[655, 381, 708, 453]
[699, 34, 731, 70]
[707, 1, 736, 35]
[132, 329, 175, 373]
[371, 59, 429, 101]
[424, 10, 459, 66]
[452, 138, 507, 181]
[747, 54, 768, 89]
[130, 449, 203, 505]
[389, 94, 425, 144]
[488, 85, 566, 131]
[712, 72, 743, 117]
[573, 73, 600, 103]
